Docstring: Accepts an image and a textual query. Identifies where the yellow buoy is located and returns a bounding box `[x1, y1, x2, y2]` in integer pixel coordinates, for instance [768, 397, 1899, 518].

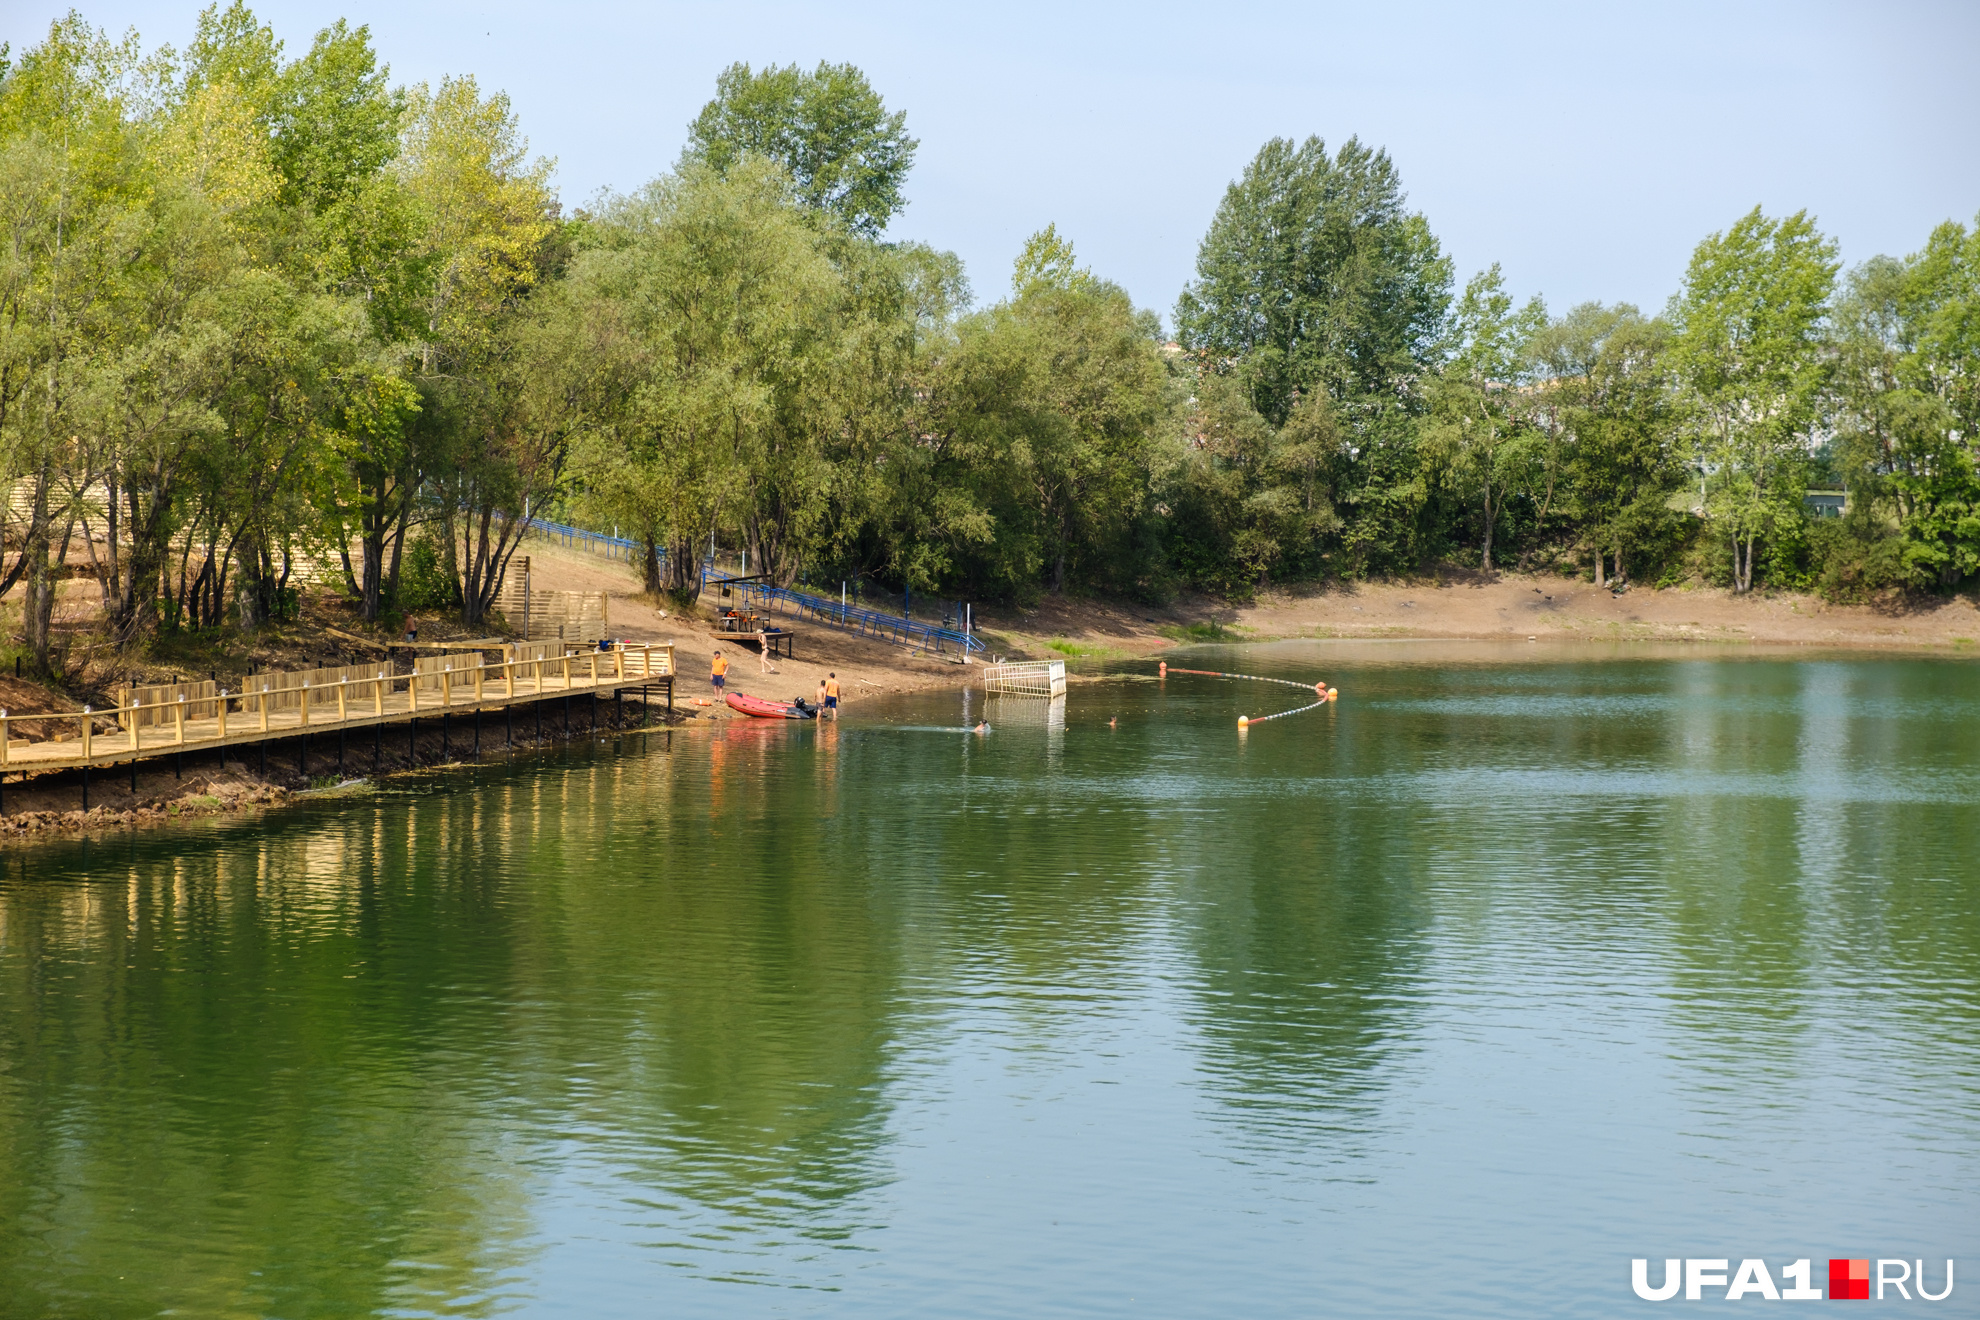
[1327, 689, 1339, 702]
[1237, 715, 1249, 728]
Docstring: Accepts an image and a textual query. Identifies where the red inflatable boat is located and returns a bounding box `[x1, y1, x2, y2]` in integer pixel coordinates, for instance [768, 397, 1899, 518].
[724, 691, 816, 720]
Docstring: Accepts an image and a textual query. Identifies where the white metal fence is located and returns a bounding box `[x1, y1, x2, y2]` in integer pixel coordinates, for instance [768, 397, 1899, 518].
[981, 660, 1066, 698]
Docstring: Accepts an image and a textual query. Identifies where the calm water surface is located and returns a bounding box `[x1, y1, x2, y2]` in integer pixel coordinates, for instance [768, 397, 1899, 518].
[1, 642, 1976, 1318]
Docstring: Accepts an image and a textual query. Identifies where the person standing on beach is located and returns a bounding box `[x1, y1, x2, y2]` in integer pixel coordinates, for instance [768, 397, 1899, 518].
[758, 633, 778, 674]
[824, 673, 839, 719]
[711, 650, 727, 694]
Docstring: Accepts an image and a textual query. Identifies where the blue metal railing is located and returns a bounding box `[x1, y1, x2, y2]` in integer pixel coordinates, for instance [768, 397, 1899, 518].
[529, 517, 643, 562]
[517, 520, 982, 656]
[718, 576, 984, 655]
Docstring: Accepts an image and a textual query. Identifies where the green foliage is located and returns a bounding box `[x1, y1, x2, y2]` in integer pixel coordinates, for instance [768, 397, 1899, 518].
[2, 7, 1974, 665]
[1173, 135, 1453, 426]
[1669, 208, 1839, 592]
[397, 532, 456, 612]
[683, 61, 916, 238]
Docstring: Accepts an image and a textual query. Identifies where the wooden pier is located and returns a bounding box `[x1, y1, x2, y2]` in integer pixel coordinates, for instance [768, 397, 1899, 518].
[0, 643, 675, 789]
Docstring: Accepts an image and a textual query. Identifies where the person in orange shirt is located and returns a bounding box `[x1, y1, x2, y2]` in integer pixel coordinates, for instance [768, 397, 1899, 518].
[823, 672, 839, 719]
[711, 650, 728, 693]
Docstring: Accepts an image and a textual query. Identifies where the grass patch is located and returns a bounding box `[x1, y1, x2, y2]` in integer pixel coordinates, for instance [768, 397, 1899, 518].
[1044, 638, 1104, 657]
[1160, 621, 1237, 643]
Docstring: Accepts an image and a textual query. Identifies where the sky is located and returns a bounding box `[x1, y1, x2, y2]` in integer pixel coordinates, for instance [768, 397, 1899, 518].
[11, 0, 1979, 324]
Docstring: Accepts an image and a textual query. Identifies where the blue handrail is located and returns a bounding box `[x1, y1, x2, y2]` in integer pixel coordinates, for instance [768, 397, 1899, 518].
[717, 576, 984, 655]
[528, 517, 645, 563]
[518, 523, 980, 656]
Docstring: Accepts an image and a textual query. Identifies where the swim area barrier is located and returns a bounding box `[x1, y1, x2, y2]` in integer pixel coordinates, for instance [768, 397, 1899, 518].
[1158, 662, 1339, 729]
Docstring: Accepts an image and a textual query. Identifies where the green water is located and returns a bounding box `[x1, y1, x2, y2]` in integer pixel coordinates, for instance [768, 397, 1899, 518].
[1, 642, 1976, 1318]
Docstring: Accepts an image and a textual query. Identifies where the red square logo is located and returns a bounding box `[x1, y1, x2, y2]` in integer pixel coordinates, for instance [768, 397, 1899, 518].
[1829, 1258, 1869, 1300]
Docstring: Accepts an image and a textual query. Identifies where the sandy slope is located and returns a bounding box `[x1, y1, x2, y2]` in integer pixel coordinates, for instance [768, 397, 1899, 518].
[522, 541, 973, 717]
[962, 573, 1980, 659]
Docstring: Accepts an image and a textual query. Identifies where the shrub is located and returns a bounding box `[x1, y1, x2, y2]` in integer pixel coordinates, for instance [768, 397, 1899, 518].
[399, 534, 458, 613]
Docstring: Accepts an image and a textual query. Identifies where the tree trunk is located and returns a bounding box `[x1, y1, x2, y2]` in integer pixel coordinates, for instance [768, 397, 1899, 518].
[1480, 476, 1495, 573]
[665, 533, 702, 601]
[385, 508, 409, 609]
[643, 535, 662, 594]
[22, 477, 53, 675]
[1593, 550, 1605, 588]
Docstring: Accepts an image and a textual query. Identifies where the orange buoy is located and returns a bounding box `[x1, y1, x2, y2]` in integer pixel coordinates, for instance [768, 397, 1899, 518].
[1237, 715, 1249, 728]
[1159, 662, 1167, 677]
[1326, 689, 1338, 702]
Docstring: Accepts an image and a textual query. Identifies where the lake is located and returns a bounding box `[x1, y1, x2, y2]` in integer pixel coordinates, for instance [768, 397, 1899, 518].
[2, 642, 1976, 1317]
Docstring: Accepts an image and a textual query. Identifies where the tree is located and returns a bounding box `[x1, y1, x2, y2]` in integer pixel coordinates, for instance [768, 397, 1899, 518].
[396, 74, 557, 626]
[1526, 302, 1678, 584]
[683, 62, 916, 239]
[1670, 208, 1837, 592]
[923, 230, 1166, 599]
[1173, 135, 1451, 426]
[0, 16, 153, 672]
[564, 159, 835, 602]
[1828, 219, 1980, 591]
[1426, 265, 1545, 571]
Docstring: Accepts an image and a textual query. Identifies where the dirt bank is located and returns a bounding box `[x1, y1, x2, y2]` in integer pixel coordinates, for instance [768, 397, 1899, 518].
[967, 572, 1980, 658]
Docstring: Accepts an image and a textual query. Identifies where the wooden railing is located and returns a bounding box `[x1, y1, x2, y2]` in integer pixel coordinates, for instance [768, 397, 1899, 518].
[0, 641, 674, 772]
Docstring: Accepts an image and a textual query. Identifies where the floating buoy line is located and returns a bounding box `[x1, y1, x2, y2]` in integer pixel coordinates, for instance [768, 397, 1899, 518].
[1158, 662, 1339, 729]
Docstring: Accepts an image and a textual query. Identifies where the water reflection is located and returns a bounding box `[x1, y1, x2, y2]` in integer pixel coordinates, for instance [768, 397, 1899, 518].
[0, 647, 1975, 1318]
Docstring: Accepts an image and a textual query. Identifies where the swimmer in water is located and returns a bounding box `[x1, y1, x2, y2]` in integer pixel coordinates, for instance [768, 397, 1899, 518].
[1108, 716, 1117, 728]
[973, 721, 989, 734]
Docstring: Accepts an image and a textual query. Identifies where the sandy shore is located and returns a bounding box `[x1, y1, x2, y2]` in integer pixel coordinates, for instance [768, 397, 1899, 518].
[9, 551, 1971, 841]
[964, 572, 1980, 659]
